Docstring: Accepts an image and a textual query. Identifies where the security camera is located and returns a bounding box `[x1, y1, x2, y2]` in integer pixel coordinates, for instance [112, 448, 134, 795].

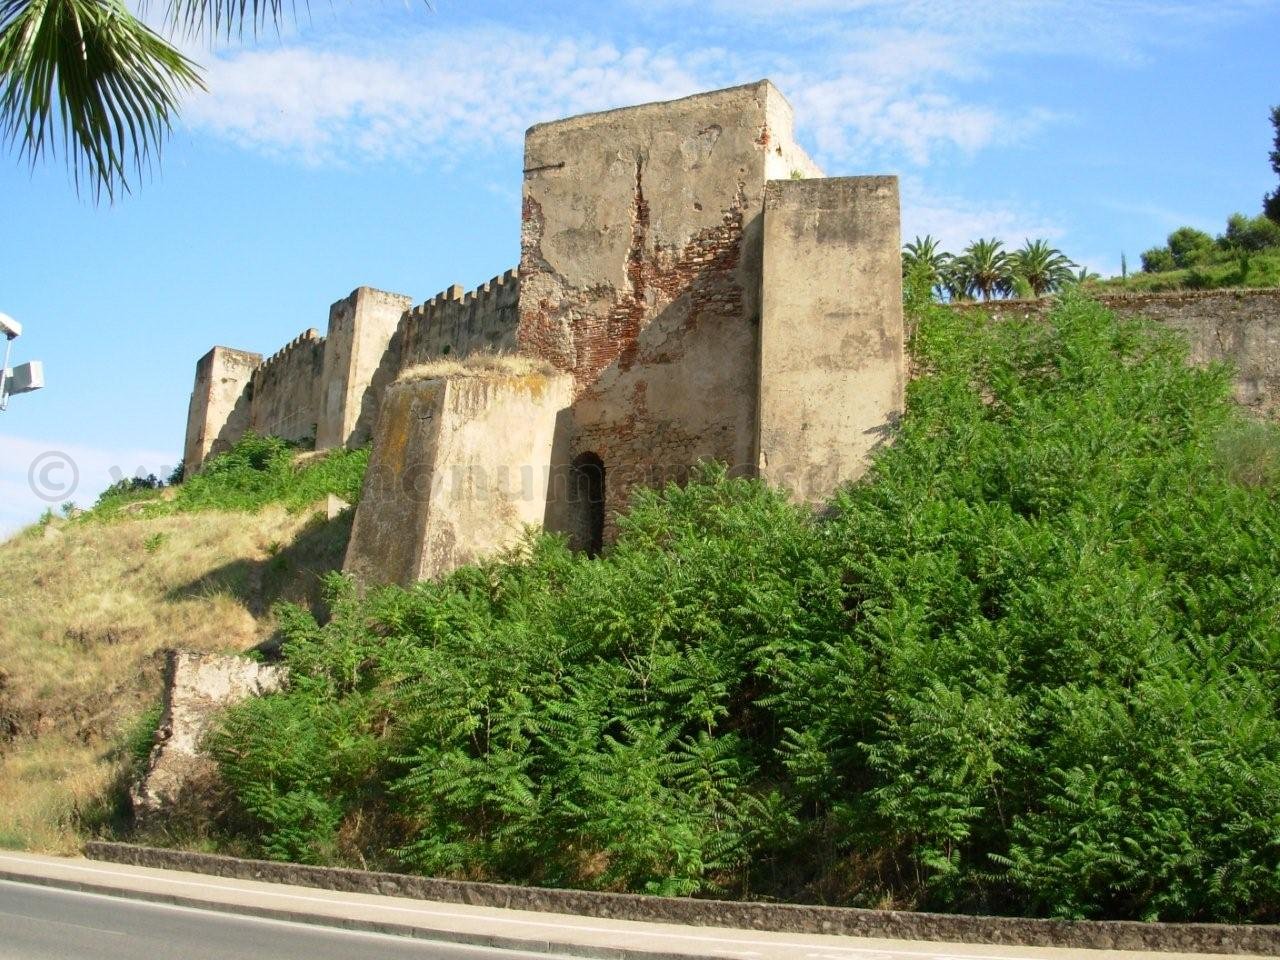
[0, 313, 20, 340]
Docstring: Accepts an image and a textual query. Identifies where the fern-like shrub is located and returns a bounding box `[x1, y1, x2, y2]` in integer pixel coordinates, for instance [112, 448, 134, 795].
[206, 295, 1280, 922]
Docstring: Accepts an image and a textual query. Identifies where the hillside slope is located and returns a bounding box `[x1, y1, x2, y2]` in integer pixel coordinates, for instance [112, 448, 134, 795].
[0, 501, 351, 851]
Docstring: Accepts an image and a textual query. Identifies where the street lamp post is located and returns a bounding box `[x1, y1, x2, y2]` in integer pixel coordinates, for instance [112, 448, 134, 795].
[0, 312, 44, 411]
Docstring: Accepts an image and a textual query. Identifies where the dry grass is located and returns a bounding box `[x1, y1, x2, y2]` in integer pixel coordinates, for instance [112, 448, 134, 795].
[0, 505, 351, 852]
[397, 352, 557, 384]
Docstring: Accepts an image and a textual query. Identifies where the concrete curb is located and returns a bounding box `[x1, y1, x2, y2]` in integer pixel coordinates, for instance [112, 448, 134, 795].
[85, 842, 1280, 955]
[0, 865, 708, 960]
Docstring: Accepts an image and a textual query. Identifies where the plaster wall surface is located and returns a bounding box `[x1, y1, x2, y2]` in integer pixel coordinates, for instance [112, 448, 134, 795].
[248, 329, 325, 445]
[518, 80, 822, 535]
[183, 346, 262, 476]
[951, 289, 1280, 417]
[316, 287, 414, 451]
[344, 372, 573, 587]
[759, 177, 904, 503]
[400, 270, 520, 368]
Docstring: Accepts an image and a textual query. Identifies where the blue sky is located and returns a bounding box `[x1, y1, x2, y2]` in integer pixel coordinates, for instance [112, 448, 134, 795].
[2, 0, 1278, 533]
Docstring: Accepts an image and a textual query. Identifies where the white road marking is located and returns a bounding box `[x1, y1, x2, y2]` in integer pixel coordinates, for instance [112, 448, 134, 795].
[0, 855, 1080, 960]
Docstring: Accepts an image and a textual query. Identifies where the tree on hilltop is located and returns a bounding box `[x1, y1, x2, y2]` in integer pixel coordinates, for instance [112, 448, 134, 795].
[1265, 105, 1280, 224]
[902, 235, 952, 299]
[1010, 239, 1076, 297]
[0, 1, 421, 200]
[954, 238, 1013, 301]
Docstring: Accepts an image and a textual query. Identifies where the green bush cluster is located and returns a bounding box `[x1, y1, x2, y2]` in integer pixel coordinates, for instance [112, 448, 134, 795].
[90, 433, 369, 520]
[1135, 214, 1280, 287]
[208, 296, 1280, 922]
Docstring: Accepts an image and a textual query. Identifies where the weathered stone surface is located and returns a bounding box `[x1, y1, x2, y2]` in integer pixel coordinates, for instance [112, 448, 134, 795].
[249, 329, 325, 446]
[182, 347, 262, 476]
[317, 287, 414, 451]
[344, 370, 573, 586]
[758, 177, 904, 503]
[130, 651, 286, 820]
[948, 289, 1280, 418]
[399, 270, 520, 369]
[519, 80, 824, 539]
[85, 842, 1280, 955]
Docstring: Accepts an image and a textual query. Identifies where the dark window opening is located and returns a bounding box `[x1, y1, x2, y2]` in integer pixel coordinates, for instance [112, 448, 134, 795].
[571, 452, 605, 558]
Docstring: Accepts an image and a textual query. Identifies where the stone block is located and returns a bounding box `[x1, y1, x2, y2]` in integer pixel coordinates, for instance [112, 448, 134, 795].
[344, 369, 573, 586]
[131, 651, 286, 821]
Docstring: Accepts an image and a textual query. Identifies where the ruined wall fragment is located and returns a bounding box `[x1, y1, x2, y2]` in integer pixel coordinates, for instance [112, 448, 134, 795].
[131, 651, 286, 821]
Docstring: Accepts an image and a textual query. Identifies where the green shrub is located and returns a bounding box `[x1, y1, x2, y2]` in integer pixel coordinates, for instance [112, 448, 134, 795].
[1167, 226, 1215, 268]
[1140, 245, 1176, 273]
[207, 296, 1280, 922]
[87, 434, 369, 522]
[1221, 213, 1280, 253]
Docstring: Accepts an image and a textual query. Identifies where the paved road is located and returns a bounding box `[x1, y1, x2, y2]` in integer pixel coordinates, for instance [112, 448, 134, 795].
[0, 880, 558, 960]
[0, 853, 1259, 960]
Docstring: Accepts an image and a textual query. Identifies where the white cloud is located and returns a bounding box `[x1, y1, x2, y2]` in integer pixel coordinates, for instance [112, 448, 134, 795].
[900, 177, 1064, 252]
[180, 23, 1028, 169]
[183, 31, 720, 165]
[637, 0, 1278, 61]
[0, 435, 176, 538]
[175, 0, 1278, 171]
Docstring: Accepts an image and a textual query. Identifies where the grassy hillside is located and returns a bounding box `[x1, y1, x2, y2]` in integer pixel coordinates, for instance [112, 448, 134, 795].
[0, 441, 361, 852]
[193, 294, 1280, 924]
[1094, 247, 1280, 294]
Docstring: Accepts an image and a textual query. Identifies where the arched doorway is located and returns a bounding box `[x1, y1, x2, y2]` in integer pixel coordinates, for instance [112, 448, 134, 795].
[570, 452, 605, 557]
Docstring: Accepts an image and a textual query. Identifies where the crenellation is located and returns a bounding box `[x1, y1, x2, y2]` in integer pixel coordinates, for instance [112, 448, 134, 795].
[399, 270, 521, 369]
[249, 327, 326, 445]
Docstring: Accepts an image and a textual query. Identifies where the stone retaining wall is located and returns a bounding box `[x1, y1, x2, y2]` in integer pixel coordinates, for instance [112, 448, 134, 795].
[948, 289, 1280, 417]
[84, 842, 1280, 955]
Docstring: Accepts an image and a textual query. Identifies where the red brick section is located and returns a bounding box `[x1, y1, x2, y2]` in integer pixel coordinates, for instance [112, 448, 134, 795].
[519, 173, 756, 540]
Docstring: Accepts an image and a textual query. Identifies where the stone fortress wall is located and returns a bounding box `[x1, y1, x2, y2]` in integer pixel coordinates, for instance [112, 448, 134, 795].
[948, 289, 1280, 419]
[400, 269, 520, 369]
[247, 328, 325, 445]
[182, 81, 1280, 589]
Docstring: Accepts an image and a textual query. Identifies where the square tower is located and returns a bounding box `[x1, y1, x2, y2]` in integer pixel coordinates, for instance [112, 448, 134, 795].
[518, 80, 823, 539]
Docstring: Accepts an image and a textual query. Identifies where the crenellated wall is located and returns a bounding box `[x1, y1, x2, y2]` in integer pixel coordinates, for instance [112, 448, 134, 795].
[248, 328, 326, 445]
[399, 269, 520, 369]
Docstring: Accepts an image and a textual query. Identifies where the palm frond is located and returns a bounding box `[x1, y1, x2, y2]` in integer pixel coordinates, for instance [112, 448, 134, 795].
[0, 0, 204, 200]
[144, 0, 298, 40]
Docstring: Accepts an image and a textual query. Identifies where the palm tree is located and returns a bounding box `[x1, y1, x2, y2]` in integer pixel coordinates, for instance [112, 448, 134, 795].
[1, 1, 415, 200]
[1069, 266, 1101, 286]
[953, 238, 1012, 302]
[1010, 239, 1076, 297]
[901, 235, 952, 299]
